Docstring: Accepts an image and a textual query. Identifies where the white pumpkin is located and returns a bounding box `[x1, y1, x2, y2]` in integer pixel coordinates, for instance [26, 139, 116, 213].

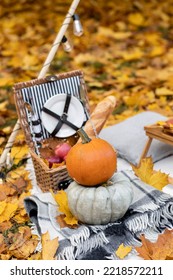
[66, 173, 134, 225]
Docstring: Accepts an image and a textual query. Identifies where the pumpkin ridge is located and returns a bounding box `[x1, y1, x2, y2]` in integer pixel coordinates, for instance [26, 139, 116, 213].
[109, 186, 117, 222]
[104, 187, 113, 223]
[76, 186, 92, 222]
[68, 183, 87, 220]
[91, 186, 97, 224]
[99, 187, 111, 224]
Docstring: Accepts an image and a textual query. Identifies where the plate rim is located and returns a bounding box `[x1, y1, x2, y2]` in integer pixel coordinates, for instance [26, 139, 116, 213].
[41, 93, 85, 137]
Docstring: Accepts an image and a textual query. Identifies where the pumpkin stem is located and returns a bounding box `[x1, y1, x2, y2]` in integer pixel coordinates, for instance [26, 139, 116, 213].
[77, 128, 91, 143]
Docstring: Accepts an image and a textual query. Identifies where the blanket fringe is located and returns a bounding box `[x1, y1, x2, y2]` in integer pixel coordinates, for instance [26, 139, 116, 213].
[75, 231, 109, 259]
[56, 246, 75, 260]
[133, 193, 172, 213]
[69, 226, 90, 246]
[56, 231, 109, 260]
[89, 222, 121, 234]
[30, 223, 42, 252]
[126, 201, 173, 237]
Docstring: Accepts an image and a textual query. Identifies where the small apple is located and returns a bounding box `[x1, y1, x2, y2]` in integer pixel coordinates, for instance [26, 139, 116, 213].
[48, 155, 62, 168]
[55, 143, 71, 160]
[166, 118, 173, 124]
[166, 118, 173, 127]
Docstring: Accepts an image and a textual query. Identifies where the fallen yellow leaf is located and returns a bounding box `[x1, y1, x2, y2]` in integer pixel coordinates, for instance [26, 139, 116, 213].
[0, 254, 11, 260]
[148, 171, 169, 190]
[41, 231, 59, 260]
[149, 45, 165, 57]
[0, 101, 8, 111]
[52, 190, 78, 226]
[0, 202, 18, 223]
[2, 126, 12, 134]
[11, 144, 29, 165]
[0, 201, 7, 215]
[116, 243, 132, 259]
[28, 252, 42, 260]
[132, 157, 153, 182]
[155, 87, 173, 96]
[97, 27, 131, 40]
[13, 213, 29, 223]
[122, 48, 143, 61]
[157, 121, 166, 126]
[132, 157, 169, 191]
[128, 13, 145, 26]
[7, 166, 29, 180]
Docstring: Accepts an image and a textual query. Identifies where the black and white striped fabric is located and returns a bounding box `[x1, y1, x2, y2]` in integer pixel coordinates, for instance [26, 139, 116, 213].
[21, 75, 86, 140]
[24, 169, 173, 260]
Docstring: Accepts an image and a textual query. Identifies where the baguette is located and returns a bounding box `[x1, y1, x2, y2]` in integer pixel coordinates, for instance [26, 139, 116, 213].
[78, 95, 116, 141]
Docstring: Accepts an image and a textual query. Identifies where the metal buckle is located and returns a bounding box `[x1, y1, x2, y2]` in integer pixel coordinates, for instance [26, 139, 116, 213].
[45, 75, 57, 82]
[60, 112, 68, 121]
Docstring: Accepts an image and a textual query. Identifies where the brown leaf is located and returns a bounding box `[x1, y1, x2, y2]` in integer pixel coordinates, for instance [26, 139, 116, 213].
[136, 229, 173, 260]
[0, 182, 16, 197]
[28, 252, 42, 260]
[9, 226, 31, 251]
[10, 239, 39, 259]
[56, 214, 78, 229]
[0, 221, 12, 233]
[0, 234, 8, 254]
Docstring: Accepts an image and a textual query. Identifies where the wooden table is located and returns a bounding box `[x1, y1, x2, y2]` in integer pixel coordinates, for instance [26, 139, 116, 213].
[140, 123, 173, 164]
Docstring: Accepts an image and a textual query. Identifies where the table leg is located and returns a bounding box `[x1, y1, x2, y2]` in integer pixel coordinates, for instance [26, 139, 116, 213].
[139, 137, 153, 165]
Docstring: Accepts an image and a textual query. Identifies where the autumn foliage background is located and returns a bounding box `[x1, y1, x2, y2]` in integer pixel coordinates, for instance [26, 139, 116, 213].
[1, 0, 173, 260]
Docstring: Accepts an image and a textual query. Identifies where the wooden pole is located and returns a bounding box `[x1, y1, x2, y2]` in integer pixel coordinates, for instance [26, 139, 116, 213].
[0, 0, 81, 170]
[38, 0, 81, 78]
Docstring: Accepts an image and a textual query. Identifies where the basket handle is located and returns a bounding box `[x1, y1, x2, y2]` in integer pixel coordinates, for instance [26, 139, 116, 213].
[0, 0, 81, 171]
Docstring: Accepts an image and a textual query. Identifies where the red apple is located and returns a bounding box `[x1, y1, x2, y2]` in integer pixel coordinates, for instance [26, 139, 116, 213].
[48, 155, 62, 168]
[166, 118, 173, 125]
[55, 143, 71, 160]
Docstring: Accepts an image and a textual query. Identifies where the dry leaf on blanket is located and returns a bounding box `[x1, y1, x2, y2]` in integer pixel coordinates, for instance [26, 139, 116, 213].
[51, 190, 78, 226]
[41, 231, 59, 260]
[115, 243, 132, 259]
[56, 214, 78, 229]
[132, 157, 169, 191]
[135, 229, 173, 260]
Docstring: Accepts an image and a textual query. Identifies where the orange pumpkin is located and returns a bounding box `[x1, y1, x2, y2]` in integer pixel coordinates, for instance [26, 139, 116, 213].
[66, 129, 117, 186]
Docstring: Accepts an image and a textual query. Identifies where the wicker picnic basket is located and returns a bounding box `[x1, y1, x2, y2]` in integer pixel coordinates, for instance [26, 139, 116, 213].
[13, 69, 89, 192]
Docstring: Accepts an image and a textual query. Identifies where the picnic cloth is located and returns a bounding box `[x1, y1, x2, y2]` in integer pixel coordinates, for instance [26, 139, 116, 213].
[24, 167, 173, 260]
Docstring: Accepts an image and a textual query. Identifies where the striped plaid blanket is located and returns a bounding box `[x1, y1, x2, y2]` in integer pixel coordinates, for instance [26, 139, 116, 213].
[24, 168, 173, 260]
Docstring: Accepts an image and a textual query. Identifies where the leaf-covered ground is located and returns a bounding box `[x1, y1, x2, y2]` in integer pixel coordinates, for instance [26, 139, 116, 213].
[1, 0, 173, 260]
